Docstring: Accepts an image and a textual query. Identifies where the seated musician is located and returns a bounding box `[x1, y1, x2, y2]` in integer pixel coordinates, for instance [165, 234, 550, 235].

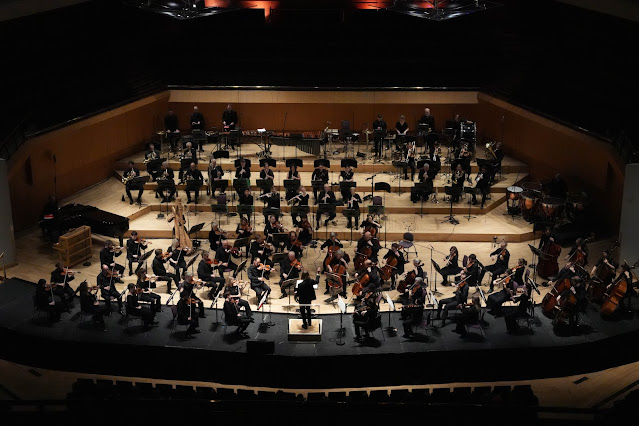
[321, 233, 344, 265]
[238, 188, 254, 222]
[311, 164, 329, 200]
[419, 107, 435, 133]
[177, 292, 200, 338]
[383, 243, 407, 290]
[100, 241, 125, 281]
[145, 143, 161, 182]
[429, 145, 442, 175]
[223, 295, 252, 338]
[77, 281, 106, 330]
[411, 162, 435, 203]
[557, 277, 588, 329]
[247, 257, 272, 303]
[126, 283, 157, 328]
[152, 248, 176, 293]
[214, 240, 240, 280]
[124, 161, 143, 205]
[408, 258, 427, 284]
[454, 294, 482, 335]
[297, 216, 313, 246]
[544, 261, 578, 288]
[591, 249, 618, 287]
[353, 295, 380, 341]
[261, 186, 281, 223]
[40, 195, 59, 241]
[401, 277, 426, 338]
[486, 258, 527, 316]
[359, 215, 380, 237]
[451, 163, 466, 202]
[168, 240, 188, 282]
[404, 141, 416, 181]
[249, 236, 274, 275]
[372, 114, 387, 157]
[339, 165, 355, 201]
[356, 231, 380, 264]
[35, 279, 63, 323]
[264, 215, 284, 245]
[134, 268, 162, 313]
[355, 259, 382, 297]
[235, 217, 253, 254]
[178, 141, 197, 181]
[461, 254, 481, 287]
[208, 158, 225, 198]
[197, 251, 225, 298]
[222, 104, 238, 131]
[208, 222, 225, 253]
[156, 162, 176, 202]
[565, 237, 589, 267]
[259, 163, 275, 194]
[286, 164, 301, 201]
[395, 115, 409, 149]
[164, 109, 180, 152]
[222, 278, 253, 318]
[439, 246, 461, 286]
[504, 279, 534, 333]
[345, 186, 362, 229]
[472, 165, 491, 208]
[235, 159, 251, 197]
[284, 231, 303, 259]
[278, 251, 302, 299]
[316, 183, 337, 230]
[126, 231, 148, 276]
[295, 270, 320, 329]
[49, 263, 75, 307]
[180, 272, 206, 318]
[436, 270, 470, 327]
[290, 186, 310, 227]
[325, 249, 349, 299]
[184, 162, 204, 204]
[97, 264, 124, 315]
[480, 241, 510, 292]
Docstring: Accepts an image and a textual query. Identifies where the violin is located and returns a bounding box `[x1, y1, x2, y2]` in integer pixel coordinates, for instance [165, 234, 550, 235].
[109, 246, 123, 253]
[215, 228, 229, 238]
[59, 267, 76, 276]
[44, 282, 59, 291]
[135, 237, 151, 245]
[105, 269, 121, 278]
[257, 263, 271, 272]
[160, 251, 172, 260]
[273, 221, 286, 233]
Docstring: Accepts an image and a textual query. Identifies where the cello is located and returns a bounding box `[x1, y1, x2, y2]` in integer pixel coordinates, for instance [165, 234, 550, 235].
[541, 277, 573, 318]
[397, 270, 416, 294]
[380, 255, 399, 282]
[587, 241, 619, 303]
[600, 260, 639, 317]
[353, 245, 372, 272]
[351, 272, 370, 297]
[537, 238, 562, 280]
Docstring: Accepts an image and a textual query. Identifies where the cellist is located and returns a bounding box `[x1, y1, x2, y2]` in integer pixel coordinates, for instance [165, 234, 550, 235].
[356, 231, 380, 265]
[325, 249, 349, 299]
[401, 277, 426, 339]
[383, 243, 407, 290]
[565, 237, 589, 266]
[354, 259, 382, 297]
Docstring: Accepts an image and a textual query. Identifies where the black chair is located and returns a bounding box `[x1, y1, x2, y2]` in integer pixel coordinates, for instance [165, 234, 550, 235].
[409, 388, 430, 403]
[155, 383, 174, 399]
[237, 388, 256, 400]
[388, 389, 410, 403]
[471, 386, 492, 404]
[327, 391, 347, 402]
[512, 385, 538, 406]
[134, 382, 158, 399]
[174, 385, 196, 400]
[216, 388, 236, 400]
[114, 381, 134, 399]
[349, 390, 368, 402]
[431, 387, 451, 403]
[257, 390, 277, 400]
[306, 392, 326, 402]
[490, 386, 512, 405]
[195, 386, 217, 400]
[451, 387, 472, 404]
[369, 389, 389, 402]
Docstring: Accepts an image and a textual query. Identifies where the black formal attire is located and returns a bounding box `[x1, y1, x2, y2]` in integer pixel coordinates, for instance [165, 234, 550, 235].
[222, 109, 238, 130]
[177, 298, 199, 335]
[279, 258, 301, 296]
[145, 149, 162, 181]
[311, 168, 329, 200]
[248, 264, 271, 303]
[259, 169, 275, 194]
[235, 166, 251, 196]
[285, 170, 301, 201]
[480, 248, 510, 289]
[568, 244, 589, 267]
[439, 252, 461, 285]
[156, 167, 176, 201]
[284, 238, 303, 259]
[184, 168, 204, 203]
[190, 111, 204, 131]
[419, 114, 436, 150]
[345, 193, 362, 229]
[208, 165, 225, 197]
[298, 222, 313, 246]
[126, 238, 148, 274]
[263, 192, 281, 222]
[290, 193, 309, 226]
[179, 148, 197, 181]
[124, 167, 143, 203]
[429, 151, 442, 175]
[316, 189, 336, 228]
[136, 277, 162, 313]
[320, 239, 344, 270]
[464, 260, 481, 287]
[180, 281, 205, 318]
[223, 299, 252, 335]
[401, 288, 426, 337]
[49, 268, 75, 306]
[296, 275, 318, 327]
[164, 113, 180, 151]
[359, 267, 383, 296]
[169, 248, 187, 281]
[487, 266, 525, 314]
[249, 241, 274, 271]
[99, 248, 125, 276]
[238, 193, 254, 221]
[504, 291, 532, 332]
[454, 303, 480, 334]
[339, 170, 354, 201]
[126, 293, 155, 326]
[472, 172, 491, 207]
[197, 259, 225, 297]
[437, 284, 469, 322]
[356, 236, 380, 263]
[152, 255, 176, 292]
[208, 230, 224, 253]
[395, 121, 409, 150]
[451, 170, 466, 202]
[35, 285, 63, 322]
[97, 272, 123, 313]
[215, 246, 240, 279]
[411, 168, 435, 203]
[383, 249, 406, 289]
[353, 304, 380, 339]
[372, 119, 387, 157]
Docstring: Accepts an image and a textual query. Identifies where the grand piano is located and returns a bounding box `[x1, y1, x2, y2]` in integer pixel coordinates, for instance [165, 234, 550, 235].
[47, 204, 129, 246]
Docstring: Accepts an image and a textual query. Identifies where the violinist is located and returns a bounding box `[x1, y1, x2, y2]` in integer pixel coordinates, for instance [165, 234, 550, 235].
[401, 277, 426, 338]
[100, 241, 125, 281]
[436, 270, 470, 327]
[77, 280, 106, 330]
[326, 249, 349, 298]
[236, 217, 253, 247]
[504, 279, 533, 333]
[383, 243, 407, 290]
[311, 164, 329, 200]
[454, 294, 482, 335]
[355, 259, 382, 297]
[290, 187, 310, 227]
[180, 272, 206, 318]
[207, 158, 224, 198]
[339, 165, 355, 202]
[197, 251, 225, 297]
[184, 162, 204, 204]
[451, 163, 466, 202]
[356, 231, 380, 264]
[353, 294, 380, 341]
[297, 215, 313, 246]
[208, 222, 225, 252]
[471, 165, 491, 208]
[214, 240, 240, 279]
[295, 270, 320, 329]
[223, 295, 252, 338]
[49, 263, 75, 307]
[135, 267, 162, 313]
[152, 248, 176, 293]
[126, 231, 148, 276]
[316, 183, 337, 230]
[247, 257, 272, 303]
[439, 246, 461, 286]
[249, 236, 274, 273]
[359, 215, 381, 239]
[278, 251, 302, 298]
[481, 241, 510, 293]
[156, 162, 176, 202]
[238, 188, 254, 221]
[265, 215, 284, 244]
[97, 264, 124, 316]
[566, 237, 589, 267]
[126, 283, 158, 328]
[486, 258, 527, 316]
[284, 231, 303, 259]
[168, 240, 189, 281]
[462, 254, 481, 287]
[35, 279, 63, 323]
[124, 161, 143, 205]
[411, 258, 427, 281]
[345, 186, 362, 229]
[144, 143, 161, 181]
[177, 292, 200, 338]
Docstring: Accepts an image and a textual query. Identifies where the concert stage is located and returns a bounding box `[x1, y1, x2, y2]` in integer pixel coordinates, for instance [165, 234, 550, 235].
[2, 278, 639, 390]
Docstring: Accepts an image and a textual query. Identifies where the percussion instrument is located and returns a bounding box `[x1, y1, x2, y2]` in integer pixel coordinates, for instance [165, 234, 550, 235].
[460, 121, 476, 141]
[540, 197, 564, 220]
[519, 190, 539, 219]
[506, 186, 523, 201]
[521, 182, 542, 193]
[567, 195, 588, 212]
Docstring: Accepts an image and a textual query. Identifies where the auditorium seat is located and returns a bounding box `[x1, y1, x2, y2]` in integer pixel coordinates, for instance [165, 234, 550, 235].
[134, 382, 158, 399]
[114, 380, 134, 398]
[388, 389, 410, 403]
[257, 390, 277, 400]
[275, 391, 299, 401]
[431, 388, 451, 403]
[451, 387, 472, 404]
[512, 385, 538, 406]
[155, 383, 174, 399]
[327, 391, 347, 402]
[195, 386, 217, 400]
[216, 388, 236, 400]
[95, 379, 114, 398]
[348, 390, 368, 402]
[471, 386, 492, 404]
[72, 378, 96, 397]
[236, 389, 256, 400]
[490, 386, 512, 404]
[409, 388, 430, 403]
[369, 389, 389, 402]
[173, 385, 196, 400]
[306, 392, 326, 402]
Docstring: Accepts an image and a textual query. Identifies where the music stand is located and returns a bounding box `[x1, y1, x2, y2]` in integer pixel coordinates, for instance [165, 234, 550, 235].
[463, 187, 477, 221]
[282, 278, 298, 304]
[314, 159, 330, 168]
[317, 203, 336, 240]
[212, 179, 229, 196]
[414, 182, 430, 218]
[234, 258, 248, 281]
[232, 178, 249, 199]
[236, 204, 254, 226]
[256, 179, 273, 195]
[339, 181, 356, 201]
[272, 233, 289, 252]
[258, 290, 274, 331]
[180, 158, 193, 173]
[340, 158, 358, 169]
[187, 222, 205, 248]
[211, 204, 229, 225]
[286, 158, 303, 169]
[284, 179, 300, 196]
[336, 295, 347, 345]
[442, 186, 461, 225]
[291, 205, 309, 224]
[259, 158, 276, 168]
[213, 150, 229, 160]
[431, 259, 444, 295]
[384, 293, 397, 337]
[391, 160, 408, 195]
[156, 178, 176, 219]
[185, 252, 201, 275]
[528, 244, 547, 285]
[342, 208, 358, 242]
[263, 207, 280, 222]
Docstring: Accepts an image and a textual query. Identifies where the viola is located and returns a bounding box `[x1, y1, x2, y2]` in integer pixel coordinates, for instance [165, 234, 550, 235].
[541, 277, 572, 318]
[257, 263, 271, 271]
[59, 267, 75, 276]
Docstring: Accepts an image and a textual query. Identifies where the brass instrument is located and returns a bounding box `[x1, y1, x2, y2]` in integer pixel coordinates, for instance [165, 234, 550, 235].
[143, 151, 158, 164]
[122, 170, 136, 184]
[452, 170, 463, 185]
[485, 141, 497, 160]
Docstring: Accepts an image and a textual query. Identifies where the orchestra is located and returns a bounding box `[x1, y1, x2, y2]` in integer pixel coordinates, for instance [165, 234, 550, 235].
[126, 283, 158, 328]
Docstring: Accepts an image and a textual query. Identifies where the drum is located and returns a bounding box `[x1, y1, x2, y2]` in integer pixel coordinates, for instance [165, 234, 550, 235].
[520, 190, 539, 219]
[540, 197, 564, 220]
[567, 195, 588, 212]
[522, 181, 542, 193]
[507, 186, 523, 201]
[460, 122, 476, 140]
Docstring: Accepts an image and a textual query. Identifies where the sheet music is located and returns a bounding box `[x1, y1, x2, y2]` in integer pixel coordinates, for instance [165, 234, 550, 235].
[384, 293, 395, 311]
[337, 295, 347, 314]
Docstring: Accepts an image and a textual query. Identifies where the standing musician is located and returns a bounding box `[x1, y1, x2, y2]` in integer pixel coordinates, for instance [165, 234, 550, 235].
[247, 257, 272, 303]
[353, 294, 380, 341]
[451, 114, 463, 147]
[123, 161, 143, 205]
[481, 241, 510, 292]
[184, 162, 204, 204]
[126, 283, 158, 328]
[278, 251, 302, 299]
[49, 263, 75, 307]
[290, 186, 310, 227]
[548, 173, 568, 199]
[472, 165, 491, 208]
[419, 108, 436, 151]
[168, 240, 189, 282]
[35, 279, 63, 323]
[297, 216, 313, 246]
[164, 109, 180, 152]
[40, 195, 59, 241]
[249, 236, 274, 274]
[439, 246, 461, 286]
[295, 270, 320, 329]
[401, 276, 426, 338]
[223, 295, 253, 337]
[454, 294, 482, 335]
[316, 183, 337, 230]
[214, 240, 240, 279]
[144, 143, 162, 182]
[135, 268, 162, 313]
[311, 164, 329, 200]
[180, 272, 206, 318]
[436, 270, 470, 327]
[126, 231, 148, 276]
[156, 162, 176, 202]
[97, 264, 123, 315]
[177, 292, 201, 337]
[222, 104, 238, 131]
[339, 165, 355, 202]
[99, 241, 125, 280]
[566, 237, 589, 266]
[383, 243, 407, 290]
[284, 231, 303, 259]
[197, 251, 226, 297]
[404, 141, 416, 181]
[152, 248, 176, 293]
[486, 258, 527, 316]
[345, 186, 362, 229]
[372, 114, 387, 158]
[356, 231, 381, 264]
[238, 188, 254, 222]
[451, 163, 466, 202]
[208, 158, 225, 198]
[395, 115, 409, 149]
[190, 106, 205, 131]
[77, 281, 106, 330]
[208, 222, 226, 252]
[259, 163, 275, 194]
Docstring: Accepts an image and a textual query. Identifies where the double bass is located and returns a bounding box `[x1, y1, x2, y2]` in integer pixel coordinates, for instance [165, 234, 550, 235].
[537, 239, 562, 280]
[553, 287, 579, 327]
[600, 260, 639, 317]
[588, 241, 619, 303]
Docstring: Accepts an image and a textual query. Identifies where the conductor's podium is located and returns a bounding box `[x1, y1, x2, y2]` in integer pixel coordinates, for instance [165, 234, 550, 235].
[288, 319, 322, 342]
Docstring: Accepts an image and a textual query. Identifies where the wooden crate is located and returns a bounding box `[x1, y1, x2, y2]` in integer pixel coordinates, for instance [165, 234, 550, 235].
[53, 226, 92, 267]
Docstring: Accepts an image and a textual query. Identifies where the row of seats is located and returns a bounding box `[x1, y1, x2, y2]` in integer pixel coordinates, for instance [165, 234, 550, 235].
[68, 379, 538, 406]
